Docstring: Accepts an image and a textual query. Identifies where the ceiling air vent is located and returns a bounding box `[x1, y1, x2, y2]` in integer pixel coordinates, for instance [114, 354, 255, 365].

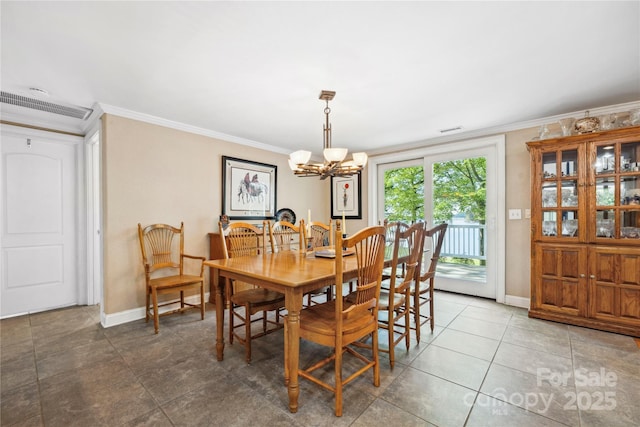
[439, 126, 462, 133]
[0, 91, 93, 120]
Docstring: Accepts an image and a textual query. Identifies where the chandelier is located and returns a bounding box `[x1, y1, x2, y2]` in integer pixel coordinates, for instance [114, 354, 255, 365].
[288, 90, 368, 179]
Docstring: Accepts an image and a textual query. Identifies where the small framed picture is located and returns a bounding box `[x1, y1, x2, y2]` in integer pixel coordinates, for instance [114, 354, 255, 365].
[330, 172, 362, 219]
[222, 156, 277, 220]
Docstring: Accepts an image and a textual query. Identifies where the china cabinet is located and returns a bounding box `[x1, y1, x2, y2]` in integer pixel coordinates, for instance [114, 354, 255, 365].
[527, 126, 640, 337]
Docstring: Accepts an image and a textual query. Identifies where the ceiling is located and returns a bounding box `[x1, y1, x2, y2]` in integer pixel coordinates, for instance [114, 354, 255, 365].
[1, 1, 639, 157]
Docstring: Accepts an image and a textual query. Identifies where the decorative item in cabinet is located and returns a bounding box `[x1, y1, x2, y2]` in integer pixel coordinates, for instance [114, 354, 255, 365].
[621, 227, 640, 238]
[558, 118, 575, 136]
[560, 182, 578, 207]
[542, 185, 557, 207]
[630, 108, 640, 126]
[595, 219, 614, 238]
[538, 124, 550, 140]
[595, 145, 615, 174]
[574, 110, 600, 134]
[542, 151, 557, 178]
[599, 113, 618, 130]
[542, 219, 557, 236]
[563, 218, 578, 237]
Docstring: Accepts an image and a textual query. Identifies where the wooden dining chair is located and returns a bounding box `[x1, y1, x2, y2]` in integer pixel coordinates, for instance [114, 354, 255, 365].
[380, 219, 411, 283]
[268, 220, 304, 253]
[284, 222, 386, 417]
[305, 220, 334, 305]
[137, 222, 205, 334]
[411, 223, 447, 342]
[308, 220, 333, 248]
[219, 221, 285, 363]
[378, 221, 424, 368]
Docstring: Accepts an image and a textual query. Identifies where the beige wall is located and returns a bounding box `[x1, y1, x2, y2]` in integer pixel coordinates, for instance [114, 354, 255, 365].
[102, 112, 632, 315]
[102, 114, 329, 314]
[101, 113, 538, 316]
[504, 127, 538, 298]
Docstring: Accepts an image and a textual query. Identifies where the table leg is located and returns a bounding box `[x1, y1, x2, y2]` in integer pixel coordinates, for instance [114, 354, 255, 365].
[285, 289, 303, 413]
[214, 269, 225, 361]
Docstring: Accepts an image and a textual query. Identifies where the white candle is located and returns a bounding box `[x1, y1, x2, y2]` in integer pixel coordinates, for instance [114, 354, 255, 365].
[342, 211, 346, 235]
[307, 209, 311, 233]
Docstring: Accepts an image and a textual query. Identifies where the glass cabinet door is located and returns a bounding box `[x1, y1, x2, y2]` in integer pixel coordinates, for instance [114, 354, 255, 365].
[592, 140, 640, 241]
[540, 147, 581, 239]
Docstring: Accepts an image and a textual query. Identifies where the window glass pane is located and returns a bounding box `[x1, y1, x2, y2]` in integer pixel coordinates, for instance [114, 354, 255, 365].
[621, 210, 640, 239]
[542, 183, 557, 207]
[561, 180, 578, 207]
[561, 211, 578, 237]
[595, 178, 615, 206]
[620, 141, 640, 170]
[561, 150, 578, 177]
[542, 152, 557, 178]
[621, 175, 640, 205]
[596, 210, 615, 238]
[542, 212, 557, 236]
[596, 145, 615, 174]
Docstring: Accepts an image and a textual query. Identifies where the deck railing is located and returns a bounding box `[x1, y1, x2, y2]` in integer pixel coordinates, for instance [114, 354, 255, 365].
[440, 223, 486, 260]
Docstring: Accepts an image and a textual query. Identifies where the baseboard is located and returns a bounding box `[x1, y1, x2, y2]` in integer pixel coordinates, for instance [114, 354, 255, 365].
[504, 294, 530, 309]
[101, 292, 210, 328]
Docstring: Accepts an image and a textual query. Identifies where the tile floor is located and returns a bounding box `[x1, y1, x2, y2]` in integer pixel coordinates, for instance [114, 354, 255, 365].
[1, 291, 639, 426]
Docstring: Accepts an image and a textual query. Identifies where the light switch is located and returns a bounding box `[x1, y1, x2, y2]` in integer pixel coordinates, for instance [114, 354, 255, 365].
[509, 209, 522, 220]
[525, 209, 531, 219]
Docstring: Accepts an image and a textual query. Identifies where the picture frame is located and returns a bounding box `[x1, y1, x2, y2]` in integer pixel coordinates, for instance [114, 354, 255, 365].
[330, 172, 362, 219]
[222, 156, 277, 220]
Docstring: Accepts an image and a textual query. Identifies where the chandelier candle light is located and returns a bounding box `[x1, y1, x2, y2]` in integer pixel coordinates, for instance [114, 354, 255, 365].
[289, 90, 368, 179]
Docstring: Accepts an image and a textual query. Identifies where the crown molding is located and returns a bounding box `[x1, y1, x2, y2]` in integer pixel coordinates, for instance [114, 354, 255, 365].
[367, 100, 640, 157]
[9, 98, 636, 155]
[97, 103, 291, 155]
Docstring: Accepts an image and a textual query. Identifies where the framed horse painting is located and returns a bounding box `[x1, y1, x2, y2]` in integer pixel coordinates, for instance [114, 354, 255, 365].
[222, 156, 277, 220]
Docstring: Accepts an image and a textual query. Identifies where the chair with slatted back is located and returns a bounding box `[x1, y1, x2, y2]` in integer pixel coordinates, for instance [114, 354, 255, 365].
[305, 220, 334, 305]
[377, 221, 424, 368]
[381, 219, 411, 282]
[284, 223, 386, 417]
[411, 223, 447, 342]
[268, 220, 304, 253]
[138, 222, 205, 334]
[219, 221, 285, 363]
[308, 220, 333, 248]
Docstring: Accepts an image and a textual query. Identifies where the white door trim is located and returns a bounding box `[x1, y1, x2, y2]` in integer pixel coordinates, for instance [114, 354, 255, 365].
[84, 126, 102, 307]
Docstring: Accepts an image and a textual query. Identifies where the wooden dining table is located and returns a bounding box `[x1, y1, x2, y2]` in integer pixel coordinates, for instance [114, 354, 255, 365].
[205, 250, 361, 413]
[204, 243, 417, 413]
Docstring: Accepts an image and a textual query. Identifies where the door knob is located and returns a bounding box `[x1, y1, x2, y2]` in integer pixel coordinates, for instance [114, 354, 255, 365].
[590, 275, 596, 279]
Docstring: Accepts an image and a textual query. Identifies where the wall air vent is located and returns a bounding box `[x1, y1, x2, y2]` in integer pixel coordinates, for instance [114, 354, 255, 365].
[0, 91, 93, 120]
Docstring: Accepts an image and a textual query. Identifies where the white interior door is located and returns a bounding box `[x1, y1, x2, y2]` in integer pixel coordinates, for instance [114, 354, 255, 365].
[1, 129, 80, 317]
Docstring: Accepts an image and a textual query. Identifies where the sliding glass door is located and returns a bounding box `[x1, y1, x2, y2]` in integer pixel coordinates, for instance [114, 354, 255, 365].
[374, 137, 504, 300]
